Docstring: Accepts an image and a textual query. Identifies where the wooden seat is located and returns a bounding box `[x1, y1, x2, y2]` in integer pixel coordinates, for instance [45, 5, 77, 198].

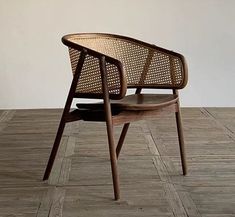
[77, 94, 178, 111]
[43, 33, 188, 201]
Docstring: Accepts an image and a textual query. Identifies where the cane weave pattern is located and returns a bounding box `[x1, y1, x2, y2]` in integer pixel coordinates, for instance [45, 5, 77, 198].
[68, 47, 122, 98]
[65, 34, 187, 99]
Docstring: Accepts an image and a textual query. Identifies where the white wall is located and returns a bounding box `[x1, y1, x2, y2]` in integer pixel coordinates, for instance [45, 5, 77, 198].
[0, 0, 234, 108]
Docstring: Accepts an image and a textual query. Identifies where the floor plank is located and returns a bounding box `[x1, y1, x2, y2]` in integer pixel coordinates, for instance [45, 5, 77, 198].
[0, 108, 235, 216]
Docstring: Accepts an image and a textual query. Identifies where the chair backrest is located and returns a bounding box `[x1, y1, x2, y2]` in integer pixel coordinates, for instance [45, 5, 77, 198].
[62, 33, 188, 99]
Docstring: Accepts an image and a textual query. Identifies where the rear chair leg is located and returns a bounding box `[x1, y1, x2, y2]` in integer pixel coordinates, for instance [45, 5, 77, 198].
[116, 123, 130, 158]
[175, 104, 187, 175]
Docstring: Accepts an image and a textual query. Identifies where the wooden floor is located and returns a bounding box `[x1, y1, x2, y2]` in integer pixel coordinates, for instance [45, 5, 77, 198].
[0, 108, 235, 217]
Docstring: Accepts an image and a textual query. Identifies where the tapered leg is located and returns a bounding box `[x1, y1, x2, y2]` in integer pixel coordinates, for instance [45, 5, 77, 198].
[106, 118, 120, 200]
[116, 123, 130, 158]
[43, 118, 66, 180]
[175, 105, 187, 175]
[43, 50, 87, 181]
[100, 56, 120, 200]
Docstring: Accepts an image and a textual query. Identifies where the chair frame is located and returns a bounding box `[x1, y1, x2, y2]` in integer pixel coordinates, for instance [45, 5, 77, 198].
[43, 34, 188, 201]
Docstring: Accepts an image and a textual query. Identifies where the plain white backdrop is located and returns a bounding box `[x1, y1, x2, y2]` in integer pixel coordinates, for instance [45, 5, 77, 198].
[0, 0, 234, 108]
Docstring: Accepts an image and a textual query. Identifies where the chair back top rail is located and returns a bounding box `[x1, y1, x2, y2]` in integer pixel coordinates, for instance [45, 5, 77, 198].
[62, 33, 188, 100]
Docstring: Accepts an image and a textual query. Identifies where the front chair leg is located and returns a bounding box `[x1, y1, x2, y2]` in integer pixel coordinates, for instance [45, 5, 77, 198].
[100, 55, 120, 200]
[106, 118, 120, 200]
[43, 118, 66, 180]
[175, 103, 187, 175]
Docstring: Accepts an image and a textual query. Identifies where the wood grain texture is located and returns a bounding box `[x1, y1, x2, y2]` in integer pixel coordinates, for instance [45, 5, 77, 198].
[77, 94, 178, 111]
[0, 108, 235, 216]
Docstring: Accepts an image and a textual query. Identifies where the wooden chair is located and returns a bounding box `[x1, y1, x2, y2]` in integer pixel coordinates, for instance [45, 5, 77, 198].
[43, 33, 188, 200]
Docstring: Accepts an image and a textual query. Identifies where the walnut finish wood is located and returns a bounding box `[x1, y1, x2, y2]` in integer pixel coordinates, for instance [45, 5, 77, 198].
[173, 89, 187, 175]
[43, 33, 188, 200]
[100, 56, 120, 200]
[116, 123, 130, 158]
[77, 94, 178, 111]
[43, 49, 87, 181]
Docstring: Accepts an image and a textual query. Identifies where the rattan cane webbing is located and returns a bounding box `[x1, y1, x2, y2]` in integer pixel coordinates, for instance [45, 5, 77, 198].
[66, 34, 186, 99]
[69, 47, 122, 98]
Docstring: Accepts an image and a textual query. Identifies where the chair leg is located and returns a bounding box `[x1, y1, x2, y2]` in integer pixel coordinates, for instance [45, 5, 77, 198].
[43, 118, 66, 180]
[99, 56, 120, 200]
[106, 117, 120, 200]
[116, 123, 130, 159]
[175, 105, 187, 175]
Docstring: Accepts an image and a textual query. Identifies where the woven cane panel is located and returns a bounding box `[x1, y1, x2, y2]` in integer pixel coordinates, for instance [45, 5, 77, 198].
[70, 37, 149, 86]
[69, 36, 184, 88]
[68, 48, 121, 97]
[172, 58, 183, 85]
[76, 54, 102, 94]
[106, 62, 122, 94]
[69, 48, 81, 74]
[145, 52, 172, 86]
